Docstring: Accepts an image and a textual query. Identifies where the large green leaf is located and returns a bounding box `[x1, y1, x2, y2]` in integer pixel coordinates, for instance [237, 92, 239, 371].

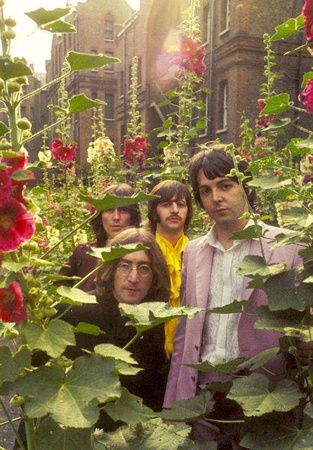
[94, 343, 138, 365]
[255, 306, 308, 339]
[66, 51, 120, 72]
[42, 20, 76, 33]
[187, 358, 244, 375]
[248, 175, 292, 190]
[159, 391, 213, 422]
[235, 255, 286, 279]
[22, 319, 75, 357]
[56, 286, 97, 305]
[0, 57, 33, 81]
[260, 93, 291, 114]
[228, 373, 302, 416]
[0, 345, 31, 385]
[90, 243, 148, 262]
[236, 347, 280, 372]
[231, 225, 263, 241]
[262, 271, 313, 311]
[119, 302, 204, 333]
[271, 16, 304, 41]
[104, 388, 155, 425]
[25, 7, 72, 26]
[68, 94, 104, 114]
[15, 354, 121, 428]
[95, 418, 195, 450]
[278, 207, 313, 229]
[79, 191, 158, 212]
[263, 117, 294, 130]
[210, 299, 248, 314]
[35, 417, 92, 450]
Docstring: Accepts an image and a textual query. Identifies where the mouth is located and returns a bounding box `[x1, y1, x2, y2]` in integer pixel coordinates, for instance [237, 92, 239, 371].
[167, 216, 181, 221]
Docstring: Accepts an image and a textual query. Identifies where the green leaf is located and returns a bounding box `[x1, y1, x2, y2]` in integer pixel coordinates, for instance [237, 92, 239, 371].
[94, 343, 138, 365]
[15, 354, 121, 428]
[159, 391, 213, 422]
[262, 271, 313, 311]
[79, 191, 158, 212]
[263, 117, 294, 130]
[235, 255, 286, 279]
[231, 224, 263, 241]
[25, 7, 73, 26]
[260, 93, 291, 114]
[248, 175, 292, 190]
[35, 416, 93, 450]
[187, 358, 244, 375]
[22, 320, 75, 358]
[255, 306, 307, 339]
[42, 20, 76, 33]
[0, 57, 33, 81]
[119, 302, 204, 333]
[95, 417, 194, 450]
[66, 51, 120, 71]
[104, 388, 155, 425]
[301, 71, 313, 88]
[228, 373, 302, 416]
[56, 286, 97, 305]
[277, 207, 313, 229]
[90, 243, 148, 262]
[74, 322, 104, 337]
[271, 16, 304, 41]
[0, 121, 9, 136]
[210, 300, 248, 314]
[237, 347, 280, 372]
[0, 345, 32, 385]
[68, 94, 105, 114]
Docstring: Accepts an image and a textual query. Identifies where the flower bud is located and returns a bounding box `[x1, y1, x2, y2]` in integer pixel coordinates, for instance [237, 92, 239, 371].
[2, 29, 15, 40]
[10, 395, 24, 408]
[7, 81, 21, 93]
[4, 328, 19, 340]
[15, 76, 28, 85]
[17, 118, 32, 130]
[5, 17, 16, 27]
[229, 168, 237, 177]
[0, 138, 11, 149]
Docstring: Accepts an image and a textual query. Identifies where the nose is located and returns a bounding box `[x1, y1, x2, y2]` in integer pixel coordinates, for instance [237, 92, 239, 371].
[212, 188, 222, 203]
[112, 208, 121, 220]
[170, 201, 179, 213]
[127, 267, 139, 282]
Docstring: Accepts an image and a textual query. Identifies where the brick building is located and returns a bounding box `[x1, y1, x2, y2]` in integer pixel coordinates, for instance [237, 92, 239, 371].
[43, 0, 310, 166]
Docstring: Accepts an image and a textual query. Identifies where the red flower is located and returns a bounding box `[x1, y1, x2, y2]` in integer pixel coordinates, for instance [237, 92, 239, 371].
[173, 34, 206, 78]
[2, 151, 26, 175]
[302, 0, 313, 44]
[0, 281, 27, 324]
[0, 197, 35, 251]
[124, 136, 147, 167]
[51, 139, 77, 162]
[1, 152, 35, 201]
[298, 79, 313, 113]
[0, 169, 13, 201]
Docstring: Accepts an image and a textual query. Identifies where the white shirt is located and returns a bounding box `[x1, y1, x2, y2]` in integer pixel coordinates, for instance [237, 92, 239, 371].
[200, 226, 251, 363]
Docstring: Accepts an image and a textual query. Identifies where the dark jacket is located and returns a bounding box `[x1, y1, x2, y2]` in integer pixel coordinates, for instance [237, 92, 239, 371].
[61, 293, 169, 414]
[58, 242, 99, 292]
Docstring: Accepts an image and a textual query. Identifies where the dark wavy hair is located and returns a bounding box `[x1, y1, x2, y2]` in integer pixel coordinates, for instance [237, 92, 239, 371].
[147, 180, 193, 234]
[90, 184, 141, 246]
[96, 228, 170, 303]
[188, 142, 256, 209]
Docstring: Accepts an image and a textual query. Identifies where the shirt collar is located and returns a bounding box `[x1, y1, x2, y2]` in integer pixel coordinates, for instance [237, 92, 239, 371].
[197, 219, 258, 249]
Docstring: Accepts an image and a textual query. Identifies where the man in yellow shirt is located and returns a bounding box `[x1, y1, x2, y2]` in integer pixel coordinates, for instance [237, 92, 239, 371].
[147, 180, 193, 358]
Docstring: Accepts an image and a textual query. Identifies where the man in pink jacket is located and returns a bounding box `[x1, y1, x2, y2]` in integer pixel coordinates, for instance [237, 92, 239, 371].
[163, 143, 306, 448]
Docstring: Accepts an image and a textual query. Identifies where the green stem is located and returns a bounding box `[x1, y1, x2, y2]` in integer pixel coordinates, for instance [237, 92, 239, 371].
[123, 331, 141, 351]
[0, 397, 24, 449]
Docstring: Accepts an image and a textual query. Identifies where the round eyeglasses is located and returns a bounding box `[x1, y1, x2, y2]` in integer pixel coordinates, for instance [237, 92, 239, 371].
[117, 262, 152, 277]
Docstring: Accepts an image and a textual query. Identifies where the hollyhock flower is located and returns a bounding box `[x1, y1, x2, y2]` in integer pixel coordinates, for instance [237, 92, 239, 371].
[1, 151, 26, 175]
[1, 151, 35, 200]
[302, 0, 313, 44]
[51, 139, 77, 162]
[124, 136, 147, 167]
[0, 197, 35, 251]
[173, 33, 206, 78]
[298, 79, 313, 113]
[0, 281, 27, 323]
[0, 169, 13, 201]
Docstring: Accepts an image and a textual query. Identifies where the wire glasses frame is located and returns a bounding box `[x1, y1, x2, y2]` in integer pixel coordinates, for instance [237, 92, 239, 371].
[117, 261, 152, 277]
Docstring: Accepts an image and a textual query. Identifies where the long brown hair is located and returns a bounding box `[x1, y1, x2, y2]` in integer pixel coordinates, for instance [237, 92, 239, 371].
[96, 228, 170, 302]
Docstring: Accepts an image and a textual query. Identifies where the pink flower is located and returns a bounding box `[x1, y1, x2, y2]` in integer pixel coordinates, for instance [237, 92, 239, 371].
[1, 152, 35, 201]
[51, 139, 77, 162]
[298, 79, 313, 113]
[302, 0, 313, 43]
[2, 151, 26, 175]
[0, 197, 35, 252]
[0, 169, 13, 201]
[124, 136, 147, 167]
[0, 281, 27, 323]
[173, 34, 206, 78]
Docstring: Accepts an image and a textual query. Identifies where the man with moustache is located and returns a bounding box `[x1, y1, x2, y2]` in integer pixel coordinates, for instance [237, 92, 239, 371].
[147, 180, 193, 358]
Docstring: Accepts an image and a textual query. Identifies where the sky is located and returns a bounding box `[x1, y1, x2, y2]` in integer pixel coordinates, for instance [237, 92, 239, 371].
[3, 0, 140, 73]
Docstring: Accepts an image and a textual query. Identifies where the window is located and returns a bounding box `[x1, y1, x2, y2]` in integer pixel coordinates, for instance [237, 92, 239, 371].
[105, 93, 114, 119]
[220, 0, 230, 33]
[218, 81, 228, 131]
[105, 51, 114, 71]
[104, 16, 114, 40]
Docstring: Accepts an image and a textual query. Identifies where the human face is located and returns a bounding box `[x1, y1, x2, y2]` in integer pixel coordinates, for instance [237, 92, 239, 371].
[101, 208, 132, 241]
[156, 195, 188, 238]
[197, 169, 249, 233]
[113, 250, 153, 304]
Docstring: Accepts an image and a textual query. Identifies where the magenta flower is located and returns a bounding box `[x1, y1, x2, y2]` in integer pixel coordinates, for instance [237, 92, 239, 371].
[2, 151, 26, 175]
[298, 79, 313, 113]
[302, 0, 313, 43]
[0, 281, 27, 324]
[173, 33, 206, 78]
[124, 136, 147, 167]
[0, 169, 13, 201]
[0, 197, 35, 251]
[1, 151, 35, 201]
[51, 139, 77, 162]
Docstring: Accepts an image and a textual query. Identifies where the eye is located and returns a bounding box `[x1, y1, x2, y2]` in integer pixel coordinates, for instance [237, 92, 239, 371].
[118, 207, 129, 213]
[199, 188, 210, 196]
[103, 208, 114, 213]
[138, 264, 152, 277]
[118, 262, 131, 274]
[177, 201, 187, 208]
[160, 202, 170, 207]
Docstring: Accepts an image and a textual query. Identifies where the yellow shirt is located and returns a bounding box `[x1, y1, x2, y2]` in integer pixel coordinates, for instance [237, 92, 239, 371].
[156, 232, 189, 358]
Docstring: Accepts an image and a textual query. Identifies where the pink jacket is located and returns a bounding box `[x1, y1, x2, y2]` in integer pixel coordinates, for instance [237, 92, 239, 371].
[163, 222, 303, 408]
